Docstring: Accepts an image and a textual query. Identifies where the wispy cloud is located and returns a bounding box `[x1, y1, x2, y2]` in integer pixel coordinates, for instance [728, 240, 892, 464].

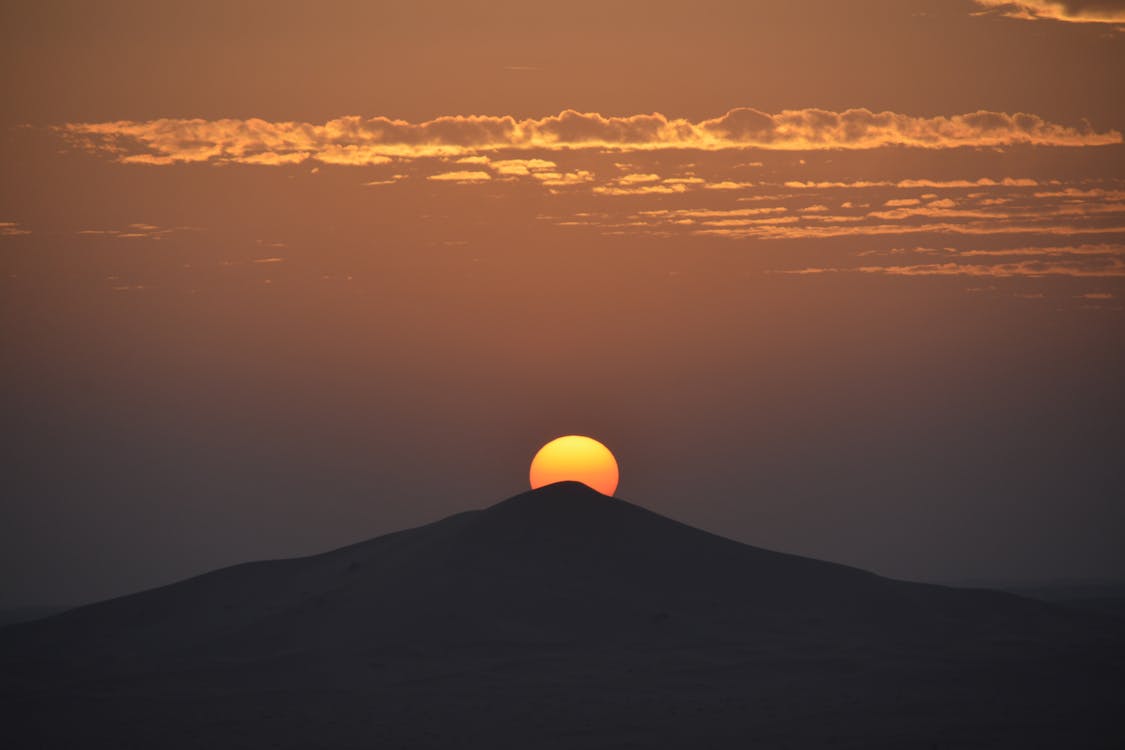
[593, 183, 689, 196]
[785, 178, 1041, 190]
[533, 170, 595, 186]
[362, 174, 406, 186]
[76, 223, 199, 240]
[789, 258, 1125, 278]
[544, 176, 1125, 243]
[972, 0, 1125, 26]
[689, 222, 1125, 240]
[1, 221, 31, 237]
[778, 244, 1125, 279]
[487, 158, 560, 176]
[427, 170, 492, 183]
[865, 243, 1125, 258]
[56, 108, 1121, 167]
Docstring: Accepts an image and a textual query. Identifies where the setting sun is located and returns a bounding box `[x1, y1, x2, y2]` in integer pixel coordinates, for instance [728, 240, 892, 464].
[529, 435, 619, 496]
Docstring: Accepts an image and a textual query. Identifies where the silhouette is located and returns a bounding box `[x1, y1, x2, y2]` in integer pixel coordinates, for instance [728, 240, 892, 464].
[3, 482, 1123, 747]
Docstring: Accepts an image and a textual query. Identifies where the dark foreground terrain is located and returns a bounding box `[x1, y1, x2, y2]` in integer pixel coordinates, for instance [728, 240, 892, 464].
[2, 482, 1123, 748]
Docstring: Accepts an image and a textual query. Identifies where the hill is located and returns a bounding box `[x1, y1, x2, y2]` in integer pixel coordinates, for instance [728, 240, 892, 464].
[3, 482, 1122, 748]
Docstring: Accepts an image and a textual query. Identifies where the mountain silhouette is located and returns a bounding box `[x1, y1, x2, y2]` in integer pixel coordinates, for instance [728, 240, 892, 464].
[3, 482, 1123, 748]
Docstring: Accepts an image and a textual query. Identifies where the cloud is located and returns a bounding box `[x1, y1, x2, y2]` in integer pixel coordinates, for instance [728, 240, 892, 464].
[776, 243, 1125, 279]
[698, 216, 801, 228]
[605, 183, 1125, 240]
[56, 108, 1122, 166]
[533, 170, 595, 186]
[541, 168, 1125, 247]
[782, 258, 1125, 278]
[689, 222, 1125, 240]
[362, 174, 407, 186]
[593, 183, 688, 196]
[785, 178, 1042, 190]
[972, 0, 1125, 25]
[866, 206, 1001, 221]
[1, 221, 31, 237]
[1034, 188, 1125, 199]
[617, 173, 663, 184]
[442, 157, 594, 187]
[76, 223, 199, 240]
[489, 158, 558, 176]
[591, 172, 744, 195]
[897, 178, 1039, 188]
[785, 180, 893, 189]
[860, 243, 1125, 258]
[702, 180, 757, 190]
[638, 207, 788, 220]
[956, 243, 1125, 256]
[857, 259, 1125, 277]
[426, 170, 492, 183]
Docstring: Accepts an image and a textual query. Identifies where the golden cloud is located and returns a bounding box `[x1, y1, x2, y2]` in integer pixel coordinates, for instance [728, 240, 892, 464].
[690, 222, 1125, 241]
[593, 183, 688, 196]
[56, 108, 1122, 166]
[973, 0, 1125, 25]
[840, 259, 1125, 278]
[785, 178, 1041, 190]
[783, 247, 1125, 277]
[463, 157, 560, 176]
[605, 187, 1125, 240]
[956, 243, 1125, 256]
[427, 170, 492, 183]
[770, 242, 1125, 280]
[533, 170, 595, 186]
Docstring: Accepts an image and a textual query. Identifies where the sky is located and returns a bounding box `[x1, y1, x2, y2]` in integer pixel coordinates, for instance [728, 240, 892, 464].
[2, 0, 1123, 608]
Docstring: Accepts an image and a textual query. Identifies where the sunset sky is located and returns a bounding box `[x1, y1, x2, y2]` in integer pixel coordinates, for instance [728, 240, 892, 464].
[2, 0, 1123, 608]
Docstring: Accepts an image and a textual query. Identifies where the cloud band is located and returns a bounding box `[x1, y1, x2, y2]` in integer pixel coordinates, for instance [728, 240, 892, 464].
[56, 108, 1122, 167]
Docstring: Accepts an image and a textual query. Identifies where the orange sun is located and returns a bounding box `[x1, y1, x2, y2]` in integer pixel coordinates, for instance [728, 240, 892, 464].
[529, 435, 620, 496]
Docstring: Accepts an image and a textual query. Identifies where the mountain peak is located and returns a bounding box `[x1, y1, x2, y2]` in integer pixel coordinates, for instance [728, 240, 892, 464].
[491, 480, 617, 512]
[509, 479, 614, 500]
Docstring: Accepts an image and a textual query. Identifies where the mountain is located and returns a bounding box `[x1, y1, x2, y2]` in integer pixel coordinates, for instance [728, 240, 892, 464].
[0, 606, 69, 628]
[3, 482, 1123, 748]
[1005, 583, 1125, 620]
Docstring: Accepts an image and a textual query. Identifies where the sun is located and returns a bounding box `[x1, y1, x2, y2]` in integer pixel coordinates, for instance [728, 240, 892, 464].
[529, 435, 620, 496]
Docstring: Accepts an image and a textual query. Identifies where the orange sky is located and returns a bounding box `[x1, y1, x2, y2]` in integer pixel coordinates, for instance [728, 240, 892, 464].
[1, 0, 1123, 607]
